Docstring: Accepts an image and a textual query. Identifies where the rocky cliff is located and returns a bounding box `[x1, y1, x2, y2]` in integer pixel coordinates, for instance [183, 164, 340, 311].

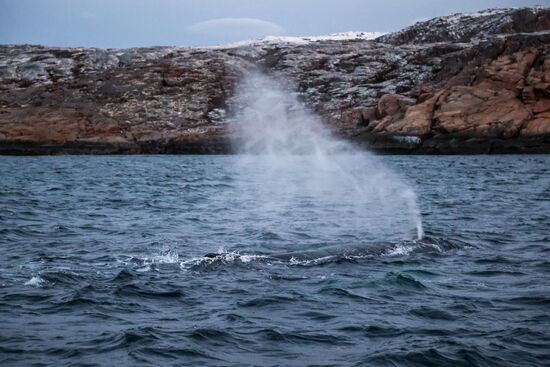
[1, 7, 549, 154]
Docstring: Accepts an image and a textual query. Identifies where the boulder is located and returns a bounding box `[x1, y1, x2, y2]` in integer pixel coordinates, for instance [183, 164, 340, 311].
[521, 112, 550, 136]
[383, 95, 439, 136]
[377, 94, 415, 118]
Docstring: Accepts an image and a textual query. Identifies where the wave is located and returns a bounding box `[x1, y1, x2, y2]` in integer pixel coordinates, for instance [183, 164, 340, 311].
[363, 347, 504, 367]
[114, 284, 184, 299]
[23, 269, 86, 288]
[242, 328, 351, 345]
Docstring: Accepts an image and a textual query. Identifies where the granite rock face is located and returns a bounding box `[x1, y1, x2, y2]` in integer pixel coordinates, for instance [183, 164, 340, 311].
[1, 7, 549, 154]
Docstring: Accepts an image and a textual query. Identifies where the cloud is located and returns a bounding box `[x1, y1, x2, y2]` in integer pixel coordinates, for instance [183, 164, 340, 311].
[188, 18, 284, 41]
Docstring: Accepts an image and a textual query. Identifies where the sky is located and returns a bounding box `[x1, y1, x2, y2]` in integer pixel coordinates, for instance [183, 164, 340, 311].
[1, 0, 548, 48]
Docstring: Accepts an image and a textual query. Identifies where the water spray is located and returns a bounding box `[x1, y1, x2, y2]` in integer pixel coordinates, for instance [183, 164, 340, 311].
[230, 71, 424, 242]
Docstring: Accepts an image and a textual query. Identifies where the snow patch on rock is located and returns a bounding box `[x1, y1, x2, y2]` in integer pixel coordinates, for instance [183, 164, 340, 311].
[212, 32, 387, 49]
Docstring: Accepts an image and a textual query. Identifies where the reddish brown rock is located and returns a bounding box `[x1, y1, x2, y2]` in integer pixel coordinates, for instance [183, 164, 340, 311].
[0, 108, 87, 143]
[521, 112, 550, 136]
[376, 94, 415, 118]
[384, 95, 439, 136]
[531, 99, 550, 113]
[433, 86, 531, 138]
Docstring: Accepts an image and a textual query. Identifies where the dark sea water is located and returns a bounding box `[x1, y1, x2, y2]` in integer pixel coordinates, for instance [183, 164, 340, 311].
[1, 155, 549, 367]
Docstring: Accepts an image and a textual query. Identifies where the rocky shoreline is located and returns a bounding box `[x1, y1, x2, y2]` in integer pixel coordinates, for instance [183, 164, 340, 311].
[1, 7, 549, 155]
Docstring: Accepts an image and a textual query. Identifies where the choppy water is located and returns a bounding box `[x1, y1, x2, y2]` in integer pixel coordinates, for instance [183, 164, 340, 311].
[1, 155, 549, 366]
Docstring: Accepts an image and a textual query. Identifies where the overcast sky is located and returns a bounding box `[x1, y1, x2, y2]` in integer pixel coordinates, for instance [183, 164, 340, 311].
[1, 0, 547, 48]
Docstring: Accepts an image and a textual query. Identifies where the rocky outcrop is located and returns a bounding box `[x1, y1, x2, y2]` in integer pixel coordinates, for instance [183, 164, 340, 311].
[1, 6, 549, 154]
[377, 7, 550, 45]
[348, 35, 550, 153]
[0, 46, 248, 154]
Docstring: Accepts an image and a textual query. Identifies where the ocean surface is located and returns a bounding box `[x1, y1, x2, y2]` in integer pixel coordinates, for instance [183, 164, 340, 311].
[1, 155, 549, 366]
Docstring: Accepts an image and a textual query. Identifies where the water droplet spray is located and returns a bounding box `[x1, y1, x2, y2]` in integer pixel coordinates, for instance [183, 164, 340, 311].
[230, 72, 423, 241]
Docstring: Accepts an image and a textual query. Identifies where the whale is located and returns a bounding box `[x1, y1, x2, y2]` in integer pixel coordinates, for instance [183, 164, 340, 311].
[201, 236, 467, 263]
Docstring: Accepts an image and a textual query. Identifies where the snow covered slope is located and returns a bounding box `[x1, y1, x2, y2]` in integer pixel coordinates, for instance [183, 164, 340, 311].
[212, 32, 387, 49]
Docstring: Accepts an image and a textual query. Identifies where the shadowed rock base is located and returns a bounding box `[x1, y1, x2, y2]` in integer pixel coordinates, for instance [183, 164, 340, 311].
[1, 136, 549, 155]
[354, 135, 550, 155]
[0, 138, 233, 155]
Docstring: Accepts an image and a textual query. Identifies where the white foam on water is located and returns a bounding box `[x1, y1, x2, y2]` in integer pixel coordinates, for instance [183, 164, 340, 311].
[385, 244, 415, 256]
[289, 255, 336, 266]
[24, 275, 46, 287]
[179, 251, 270, 269]
[117, 247, 182, 272]
[152, 249, 180, 264]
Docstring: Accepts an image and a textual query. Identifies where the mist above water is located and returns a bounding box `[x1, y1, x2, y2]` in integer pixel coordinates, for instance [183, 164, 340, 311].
[229, 72, 423, 242]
